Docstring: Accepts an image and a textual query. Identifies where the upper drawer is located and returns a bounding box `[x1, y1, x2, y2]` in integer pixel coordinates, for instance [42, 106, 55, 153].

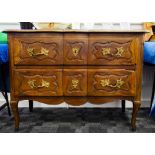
[13, 33, 63, 65]
[88, 34, 138, 65]
[63, 33, 88, 65]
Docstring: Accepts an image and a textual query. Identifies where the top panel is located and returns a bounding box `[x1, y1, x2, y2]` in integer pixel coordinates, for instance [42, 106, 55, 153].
[4, 29, 148, 33]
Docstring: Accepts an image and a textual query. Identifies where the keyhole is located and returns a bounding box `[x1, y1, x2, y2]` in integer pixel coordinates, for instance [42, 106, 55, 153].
[72, 47, 79, 56]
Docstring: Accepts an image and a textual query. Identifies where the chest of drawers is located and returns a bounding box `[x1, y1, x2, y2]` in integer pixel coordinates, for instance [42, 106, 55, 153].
[6, 29, 145, 130]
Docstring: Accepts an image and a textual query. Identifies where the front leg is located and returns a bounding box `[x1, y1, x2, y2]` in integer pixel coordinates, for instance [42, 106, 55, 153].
[131, 101, 141, 131]
[10, 100, 20, 131]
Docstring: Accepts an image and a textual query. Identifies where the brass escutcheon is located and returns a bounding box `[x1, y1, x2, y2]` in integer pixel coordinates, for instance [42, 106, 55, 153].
[72, 47, 79, 56]
[71, 79, 79, 88]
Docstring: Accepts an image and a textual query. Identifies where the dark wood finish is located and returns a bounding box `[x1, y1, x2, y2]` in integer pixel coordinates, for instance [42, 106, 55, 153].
[122, 100, 125, 112]
[6, 30, 145, 130]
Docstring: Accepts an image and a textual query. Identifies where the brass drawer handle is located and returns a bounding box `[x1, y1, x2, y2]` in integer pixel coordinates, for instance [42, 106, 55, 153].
[72, 79, 79, 88]
[100, 79, 124, 88]
[72, 47, 79, 56]
[27, 47, 49, 56]
[28, 79, 50, 89]
[101, 48, 111, 55]
[101, 47, 124, 56]
[116, 47, 124, 56]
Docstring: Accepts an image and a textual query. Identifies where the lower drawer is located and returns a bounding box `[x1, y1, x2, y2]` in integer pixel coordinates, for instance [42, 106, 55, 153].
[14, 69, 62, 96]
[13, 68, 136, 97]
[88, 69, 136, 96]
[63, 69, 87, 96]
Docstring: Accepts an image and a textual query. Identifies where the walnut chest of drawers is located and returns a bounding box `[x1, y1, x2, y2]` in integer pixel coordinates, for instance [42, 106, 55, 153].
[6, 29, 146, 130]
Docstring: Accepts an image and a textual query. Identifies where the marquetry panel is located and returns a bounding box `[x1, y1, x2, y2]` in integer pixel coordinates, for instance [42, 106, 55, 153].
[88, 34, 137, 65]
[13, 33, 63, 65]
[14, 69, 63, 96]
[63, 69, 87, 96]
[64, 33, 88, 65]
[88, 69, 136, 96]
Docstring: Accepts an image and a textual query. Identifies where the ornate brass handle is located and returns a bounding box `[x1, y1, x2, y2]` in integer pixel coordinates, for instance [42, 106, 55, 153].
[101, 47, 124, 56]
[27, 47, 49, 56]
[71, 79, 79, 88]
[28, 79, 50, 89]
[100, 79, 124, 88]
[72, 47, 79, 56]
[115, 47, 124, 56]
[101, 48, 111, 55]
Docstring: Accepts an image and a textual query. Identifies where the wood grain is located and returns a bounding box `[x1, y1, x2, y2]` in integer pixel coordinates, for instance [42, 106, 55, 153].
[7, 30, 145, 130]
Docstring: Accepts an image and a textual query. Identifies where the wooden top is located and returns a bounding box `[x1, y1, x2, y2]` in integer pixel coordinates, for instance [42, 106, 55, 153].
[4, 29, 149, 33]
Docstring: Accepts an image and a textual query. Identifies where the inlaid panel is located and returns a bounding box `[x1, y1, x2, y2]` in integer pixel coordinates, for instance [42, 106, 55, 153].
[88, 34, 137, 65]
[63, 69, 87, 96]
[64, 33, 88, 65]
[88, 69, 136, 96]
[6, 30, 144, 130]
[13, 33, 63, 65]
[14, 69, 62, 96]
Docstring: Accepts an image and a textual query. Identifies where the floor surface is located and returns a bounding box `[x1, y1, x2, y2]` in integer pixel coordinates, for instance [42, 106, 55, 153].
[0, 108, 155, 133]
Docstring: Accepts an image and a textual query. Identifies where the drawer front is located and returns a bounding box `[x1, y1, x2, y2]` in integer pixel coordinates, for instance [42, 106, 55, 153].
[14, 69, 62, 96]
[13, 33, 63, 65]
[63, 69, 87, 96]
[88, 69, 136, 96]
[64, 34, 88, 65]
[88, 34, 137, 65]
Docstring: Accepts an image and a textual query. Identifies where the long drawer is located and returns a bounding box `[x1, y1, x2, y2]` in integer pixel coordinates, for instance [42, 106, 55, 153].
[13, 68, 136, 97]
[11, 33, 138, 66]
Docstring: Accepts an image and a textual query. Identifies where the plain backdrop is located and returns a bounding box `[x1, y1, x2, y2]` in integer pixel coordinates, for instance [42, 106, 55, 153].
[0, 0, 155, 155]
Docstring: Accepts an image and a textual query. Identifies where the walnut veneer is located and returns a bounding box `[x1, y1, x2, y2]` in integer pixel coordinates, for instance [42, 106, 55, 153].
[6, 29, 146, 130]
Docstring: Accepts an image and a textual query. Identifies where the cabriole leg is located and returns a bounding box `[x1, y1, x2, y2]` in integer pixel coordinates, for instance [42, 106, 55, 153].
[131, 101, 141, 131]
[11, 100, 19, 131]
